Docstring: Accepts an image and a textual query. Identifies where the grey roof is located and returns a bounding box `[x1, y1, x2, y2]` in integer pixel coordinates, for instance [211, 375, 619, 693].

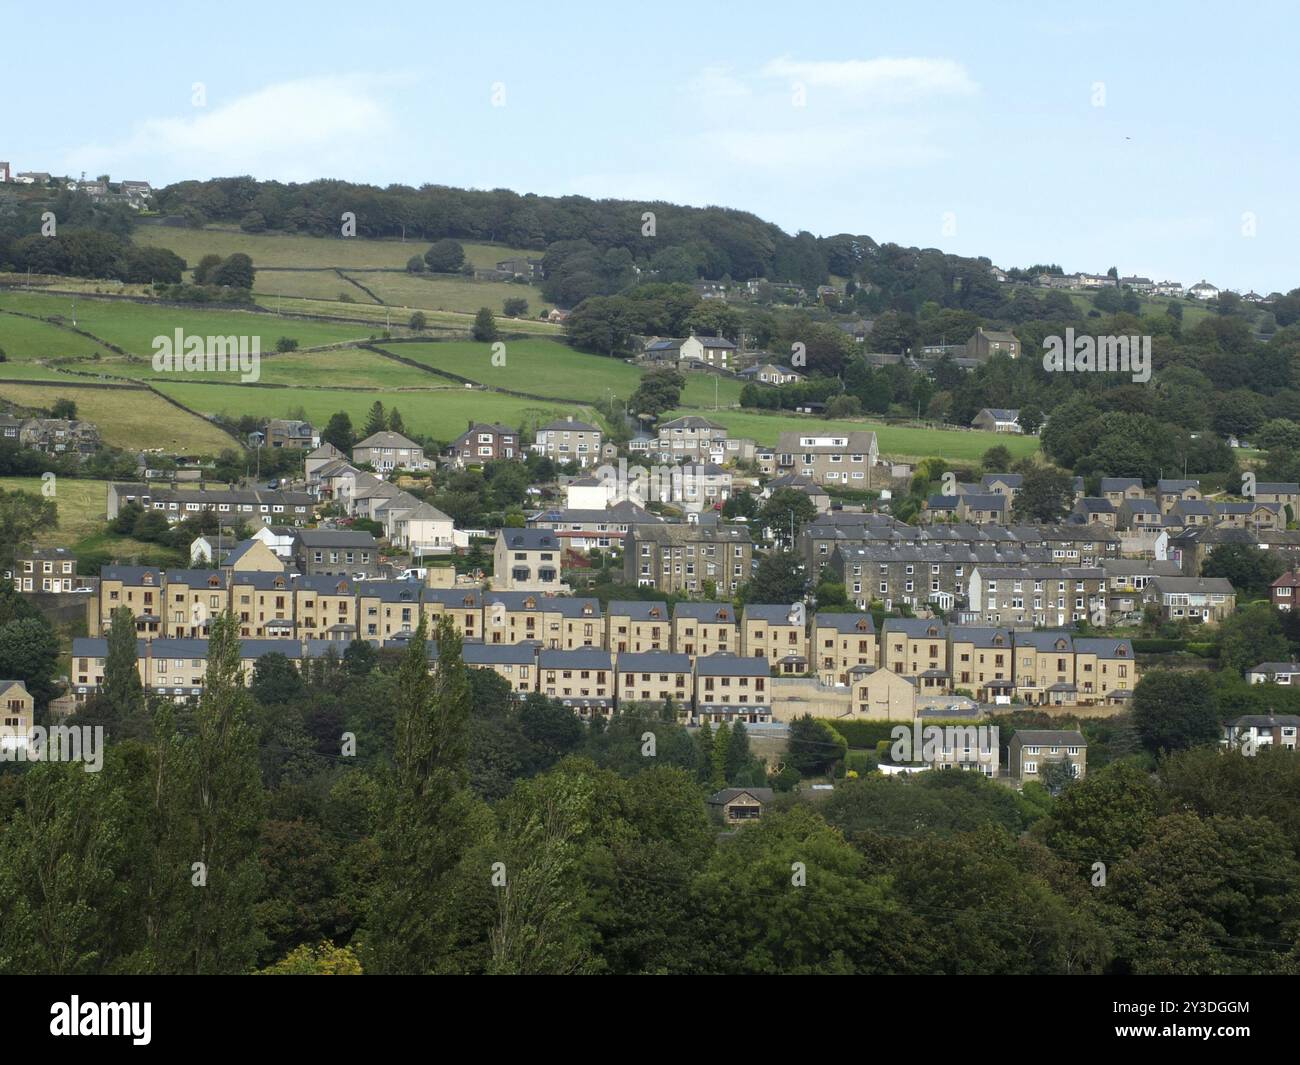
[880, 618, 948, 638]
[1229, 715, 1300, 727]
[499, 528, 562, 551]
[812, 612, 876, 634]
[673, 602, 739, 623]
[1100, 477, 1143, 492]
[1014, 631, 1075, 652]
[1073, 638, 1135, 658]
[617, 652, 692, 672]
[607, 600, 672, 621]
[484, 592, 601, 618]
[1245, 662, 1300, 674]
[694, 653, 770, 676]
[708, 787, 774, 805]
[354, 430, 423, 450]
[1012, 730, 1087, 746]
[743, 603, 806, 624]
[463, 643, 537, 666]
[538, 648, 614, 670]
[950, 626, 1013, 647]
[293, 529, 378, 548]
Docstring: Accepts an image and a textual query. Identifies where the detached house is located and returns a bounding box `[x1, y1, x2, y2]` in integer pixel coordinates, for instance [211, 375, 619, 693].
[971, 408, 1021, 434]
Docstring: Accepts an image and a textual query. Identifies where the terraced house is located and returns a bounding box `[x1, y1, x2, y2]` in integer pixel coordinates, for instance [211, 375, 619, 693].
[292, 529, 380, 577]
[1073, 637, 1137, 704]
[538, 648, 614, 716]
[484, 592, 602, 650]
[8, 546, 79, 594]
[606, 600, 672, 653]
[810, 612, 878, 685]
[966, 565, 1106, 628]
[948, 626, 1015, 703]
[831, 542, 1053, 613]
[1012, 632, 1080, 706]
[616, 652, 693, 713]
[741, 604, 809, 674]
[625, 522, 753, 596]
[693, 654, 771, 724]
[653, 415, 728, 462]
[106, 482, 315, 525]
[880, 618, 950, 693]
[672, 602, 740, 657]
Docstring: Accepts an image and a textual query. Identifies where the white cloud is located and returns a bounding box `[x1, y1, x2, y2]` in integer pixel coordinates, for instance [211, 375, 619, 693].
[66, 76, 401, 182]
[760, 56, 978, 103]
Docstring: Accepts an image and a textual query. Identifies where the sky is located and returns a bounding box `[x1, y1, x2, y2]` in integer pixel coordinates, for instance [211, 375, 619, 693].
[4, 0, 1298, 294]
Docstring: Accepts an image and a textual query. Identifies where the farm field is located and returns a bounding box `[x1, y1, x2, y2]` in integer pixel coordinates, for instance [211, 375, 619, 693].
[249, 294, 563, 336]
[256, 269, 380, 303]
[0, 381, 236, 454]
[0, 290, 376, 355]
[101, 347, 436, 390]
[667, 408, 1042, 463]
[152, 379, 596, 442]
[346, 271, 551, 317]
[134, 224, 542, 274]
[0, 312, 115, 360]
[384, 340, 744, 408]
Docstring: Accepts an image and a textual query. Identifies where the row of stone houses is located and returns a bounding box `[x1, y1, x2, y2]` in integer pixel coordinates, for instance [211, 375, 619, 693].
[0, 412, 101, 456]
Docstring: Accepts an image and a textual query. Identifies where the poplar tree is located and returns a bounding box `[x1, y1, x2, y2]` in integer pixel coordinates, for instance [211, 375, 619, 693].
[101, 606, 144, 731]
[367, 615, 477, 973]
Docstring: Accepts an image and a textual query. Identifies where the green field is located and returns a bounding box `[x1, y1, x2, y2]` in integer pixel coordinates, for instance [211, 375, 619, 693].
[384, 340, 743, 409]
[0, 381, 236, 454]
[98, 347, 434, 390]
[135, 224, 540, 273]
[256, 269, 381, 303]
[346, 271, 552, 317]
[667, 408, 1042, 463]
[0, 290, 377, 356]
[0, 312, 114, 360]
[152, 379, 595, 443]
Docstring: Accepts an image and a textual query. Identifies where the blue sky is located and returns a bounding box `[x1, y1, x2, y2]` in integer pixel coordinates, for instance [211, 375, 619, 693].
[5, 0, 1297, 294]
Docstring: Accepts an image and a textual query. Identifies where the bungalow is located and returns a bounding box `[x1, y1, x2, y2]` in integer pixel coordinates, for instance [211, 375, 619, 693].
[1245, 662, 1300, 685]
[707, 787, 775, 826]
[971, 408, 1021, 434]
[736, 363, 805, 386]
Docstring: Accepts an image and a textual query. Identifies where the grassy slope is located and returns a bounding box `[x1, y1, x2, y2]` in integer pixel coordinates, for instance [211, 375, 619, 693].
[151, 379, 594, 442]
[0, 381, 235, 453]
[384, 340, 743, 408]
[0, 289, 376, 354]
